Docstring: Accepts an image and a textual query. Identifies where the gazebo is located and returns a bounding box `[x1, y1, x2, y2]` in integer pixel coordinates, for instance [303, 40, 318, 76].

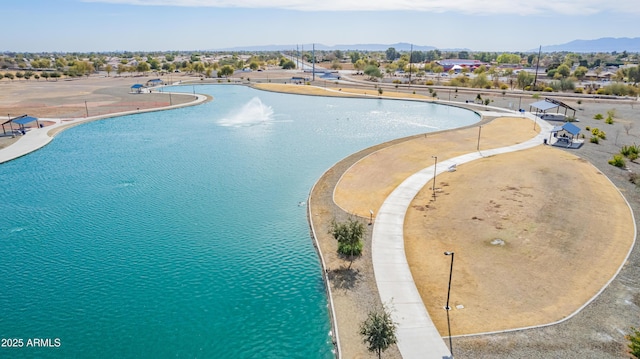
[2, 115, 40, 135]
[530, 98, 577, 119]
[146, 79, 163, 87]
[130, 84, 146, 94]
[550, 122, 583, 148]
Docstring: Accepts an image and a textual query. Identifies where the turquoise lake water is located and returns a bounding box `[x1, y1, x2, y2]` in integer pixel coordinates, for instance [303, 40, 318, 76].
[0, 85, 479, 358]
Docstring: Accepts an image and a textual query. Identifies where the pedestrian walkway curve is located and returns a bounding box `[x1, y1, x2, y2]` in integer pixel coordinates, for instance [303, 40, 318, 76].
[371, 112, 553, 358]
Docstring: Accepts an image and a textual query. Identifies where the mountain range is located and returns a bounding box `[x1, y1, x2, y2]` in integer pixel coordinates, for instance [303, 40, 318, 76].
[215, 37, 640, 53]
[539, 37, 640, 53]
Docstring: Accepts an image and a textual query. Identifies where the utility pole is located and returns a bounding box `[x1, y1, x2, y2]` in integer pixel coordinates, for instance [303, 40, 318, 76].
[312, 43, 315, 81]
[533, 45, 541, 90]
[408, 44, 413, 88]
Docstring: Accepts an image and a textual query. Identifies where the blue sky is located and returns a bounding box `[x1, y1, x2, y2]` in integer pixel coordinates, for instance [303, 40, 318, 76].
[4, 0, 640, 53]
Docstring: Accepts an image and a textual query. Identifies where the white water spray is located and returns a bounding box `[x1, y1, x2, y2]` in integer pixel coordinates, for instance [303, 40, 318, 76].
[218, 97, 275, 127]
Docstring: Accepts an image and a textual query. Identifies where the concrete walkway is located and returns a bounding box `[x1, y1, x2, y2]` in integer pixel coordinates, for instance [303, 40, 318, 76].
[0, 93, 207, 164]
[371, 112, 553, 358]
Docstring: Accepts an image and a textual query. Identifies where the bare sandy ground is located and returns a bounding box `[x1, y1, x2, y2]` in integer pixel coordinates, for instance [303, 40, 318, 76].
[0, 75, 197, 149]
[405, 145, 633, 335]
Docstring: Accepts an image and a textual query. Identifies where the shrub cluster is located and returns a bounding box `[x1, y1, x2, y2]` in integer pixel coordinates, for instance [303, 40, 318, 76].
[609, 154, 626, 167]
[620, 144, 640, 161]
[591, 128, 607, 139]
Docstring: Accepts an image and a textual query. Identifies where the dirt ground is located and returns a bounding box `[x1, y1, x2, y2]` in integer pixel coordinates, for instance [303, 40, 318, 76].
[0, 75, 197, 149]
[405, 145, 633, 335]
[2, 72, 640, 359]
[333, 116, 538, 217]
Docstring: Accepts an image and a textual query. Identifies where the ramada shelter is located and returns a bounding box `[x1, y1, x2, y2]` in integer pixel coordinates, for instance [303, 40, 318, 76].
[1, 115, 41, 136]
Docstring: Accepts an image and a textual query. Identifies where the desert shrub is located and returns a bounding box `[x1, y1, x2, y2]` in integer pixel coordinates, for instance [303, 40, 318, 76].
[392, 79, 401, 84]
[548, 79, 575, 91]
[574, 88, 584, 93]
[601, 83, 634, 96]
[500, 84, 509, 90]
[543, 87, 554, 92]
[630, 173, 640, 187]
[621, 145, 640, 160]
[448, 78, 467, 87]
[425, 80, 434, 86]
[585, 126, 591, 131]
[594, 113, 604, 120]
[590, 136, 599, 144]
[628, 327, 640, 358]
[605, 117, 614, 124]
[591, 128, 607, 139]
[609, 154, 626, 167]
[378, 87, 383, 95]
[577, 99, 582, 104]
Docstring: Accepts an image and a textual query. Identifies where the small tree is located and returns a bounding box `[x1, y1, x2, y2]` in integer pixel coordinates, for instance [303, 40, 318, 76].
[329, 217, 365, 268]
[628, 327, 640, 358]
[360, 304, 397, 359]
[364, 65, 382, 81]
[218, 65, 234, 78]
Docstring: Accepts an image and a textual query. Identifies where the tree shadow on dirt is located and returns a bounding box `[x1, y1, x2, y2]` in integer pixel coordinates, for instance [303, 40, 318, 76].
[328, 265, 361, 291]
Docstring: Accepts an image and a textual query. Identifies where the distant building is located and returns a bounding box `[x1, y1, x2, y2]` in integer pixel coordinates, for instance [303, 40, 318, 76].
[437, 59, 485, 72]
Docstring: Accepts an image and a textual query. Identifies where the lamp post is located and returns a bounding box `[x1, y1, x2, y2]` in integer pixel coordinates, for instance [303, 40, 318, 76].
[444, 251, 454, 358]
[369, 210, 374, 226]
[431, 156, 438, 201]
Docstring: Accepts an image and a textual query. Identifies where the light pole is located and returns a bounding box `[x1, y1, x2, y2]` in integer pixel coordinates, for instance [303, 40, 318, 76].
[369, 210, 374, 226]
[444, 251, 454, 358]
[431, 156, 438, 201]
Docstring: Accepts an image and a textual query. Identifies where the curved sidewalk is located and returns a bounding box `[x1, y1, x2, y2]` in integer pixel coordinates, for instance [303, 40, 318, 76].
[371, 112, 553, 358]
[0, 93, 207, 164]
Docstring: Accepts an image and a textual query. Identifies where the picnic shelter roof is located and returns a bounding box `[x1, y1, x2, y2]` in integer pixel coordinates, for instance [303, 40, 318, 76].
[13, 116, 39, 125]
[530, 100, 558, 112]
[551, 122, 580, 136]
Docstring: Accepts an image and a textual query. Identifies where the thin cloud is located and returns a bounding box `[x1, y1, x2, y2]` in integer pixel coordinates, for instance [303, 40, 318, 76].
[80, 0, 632, 15]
